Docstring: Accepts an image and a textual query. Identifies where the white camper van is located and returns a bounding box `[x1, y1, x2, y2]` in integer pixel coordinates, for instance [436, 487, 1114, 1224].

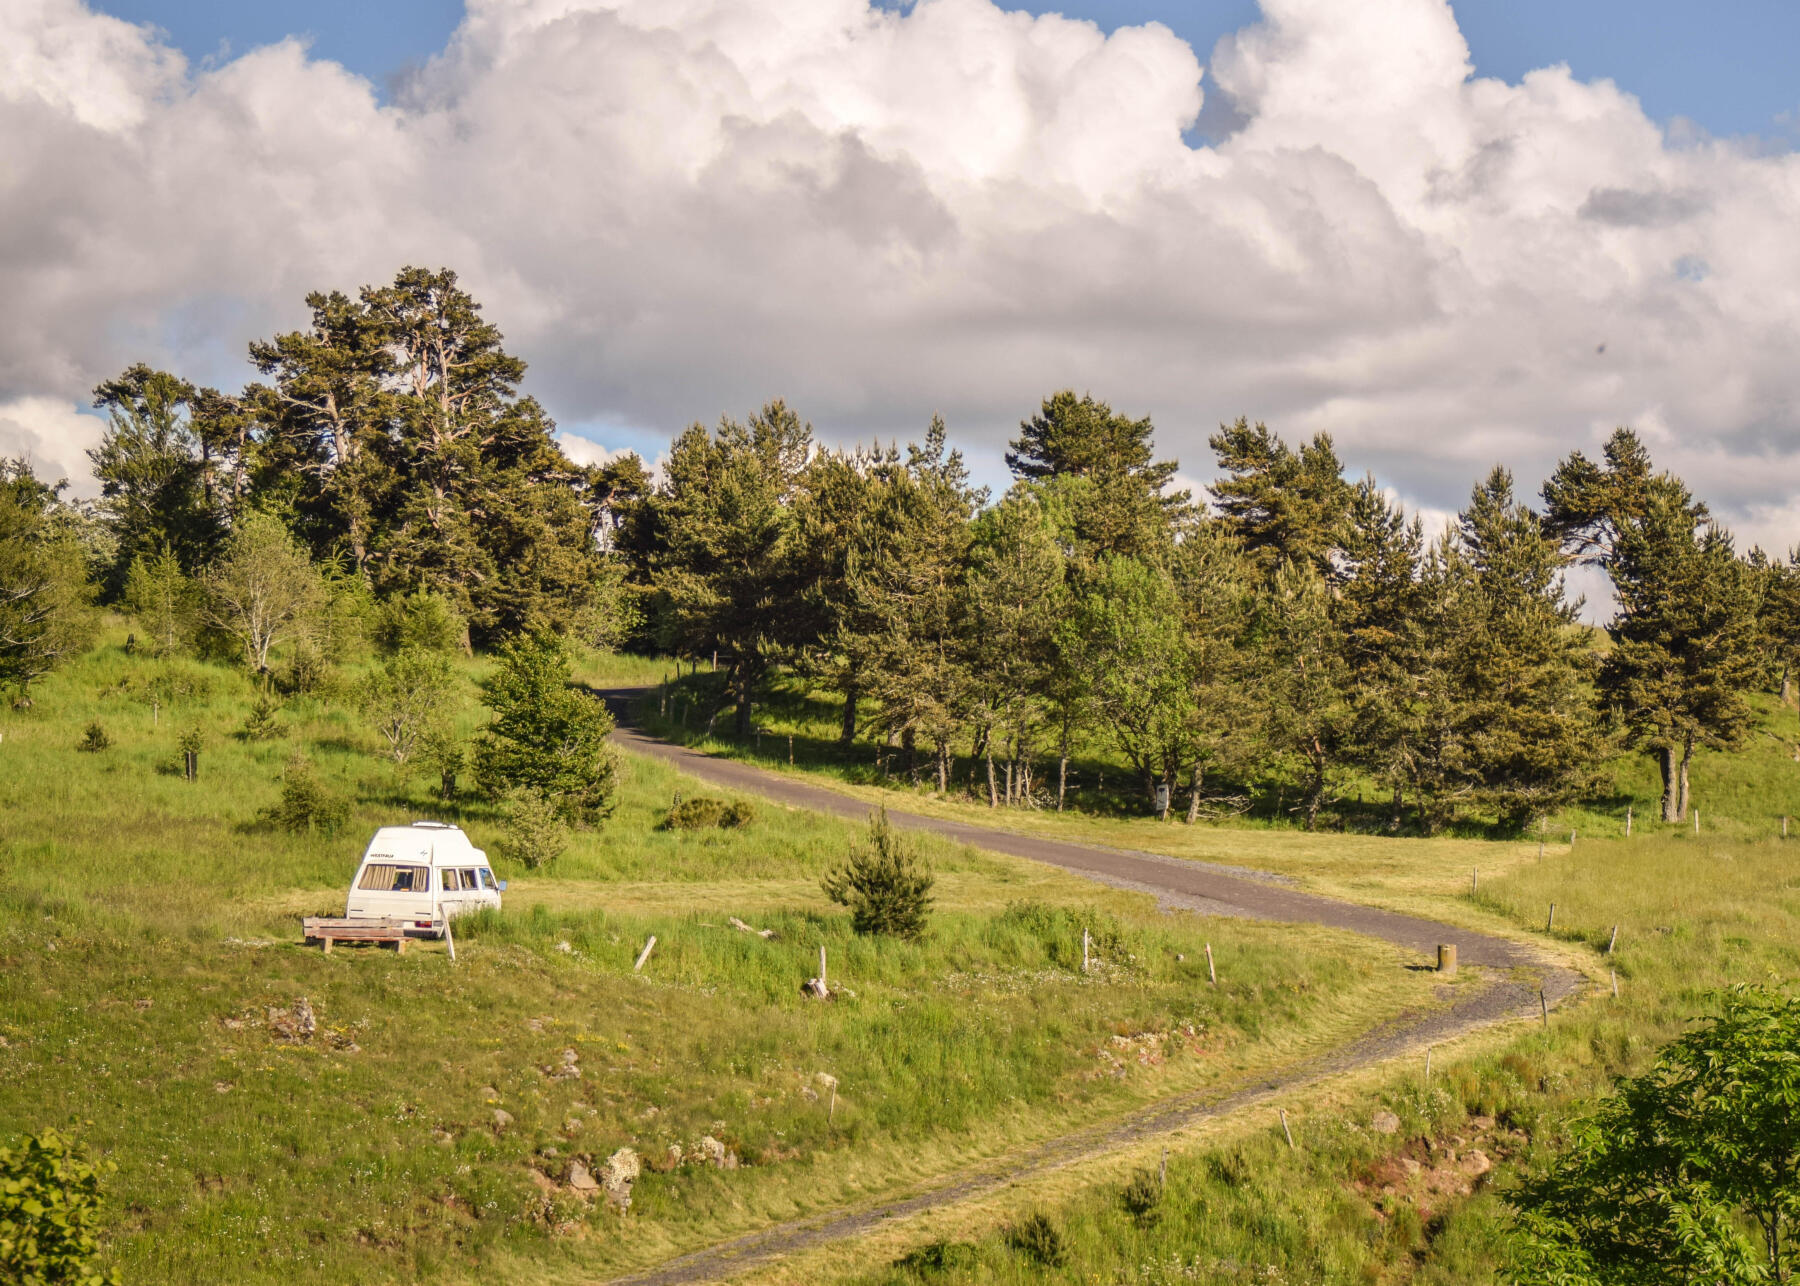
[344, 821, 505, 935]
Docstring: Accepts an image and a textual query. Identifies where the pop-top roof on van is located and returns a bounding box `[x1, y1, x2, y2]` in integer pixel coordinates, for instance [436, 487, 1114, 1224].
[360, 823, 487, 868]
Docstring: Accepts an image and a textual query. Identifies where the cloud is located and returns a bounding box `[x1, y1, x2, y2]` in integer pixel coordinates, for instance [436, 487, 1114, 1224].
[0, 397, 106, 494]
[3, 0, 1800, 557]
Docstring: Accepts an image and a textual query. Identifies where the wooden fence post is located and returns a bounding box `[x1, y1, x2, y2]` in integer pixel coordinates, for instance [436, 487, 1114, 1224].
[634, 936, 657, 972]
[1205, 943, 1216, 986]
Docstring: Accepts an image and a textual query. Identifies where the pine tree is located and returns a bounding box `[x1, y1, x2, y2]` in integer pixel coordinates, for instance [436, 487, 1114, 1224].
[653, 401, 812, 737]
[122, 545, 196, 656]
[472, 632, 617, 826]
[964, 489, 1066, 806]
[1208, 419, 1353, 580]
[1255, 561, 1353, 829]
[0, 461, 93, 694]
[1546, 434, 1758, 822]
[1007, 391, 1185, 559]
[88, 364, 222, 590]
[841, 418, 983, 788]
[1444, 469, 1600, 829]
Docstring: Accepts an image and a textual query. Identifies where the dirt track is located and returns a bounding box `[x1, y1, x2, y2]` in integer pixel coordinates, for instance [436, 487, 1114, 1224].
[594, 689, 1583, 1285]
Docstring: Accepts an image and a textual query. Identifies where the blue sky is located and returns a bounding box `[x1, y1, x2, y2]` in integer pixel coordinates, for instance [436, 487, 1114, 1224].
[90, 0, 1800, 141]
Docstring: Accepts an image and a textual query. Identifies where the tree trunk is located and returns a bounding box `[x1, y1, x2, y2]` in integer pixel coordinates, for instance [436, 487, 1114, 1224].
[1004, 759, 1015, 807]
[902, 726, 917, 784]
[1658, 745, 1680, 822]
[1677, 735, 1694, 821]
[1781, 662, 1793, 707]
[1389, 783, 1403, 832]
[839, 679, 858, 745]
[734, 665, 753, 739]
[985, 750, 998, 808]
[935, 742, 949, 794]
[1185, 759, 1202, 824]
[1057, 718, 1070, 812]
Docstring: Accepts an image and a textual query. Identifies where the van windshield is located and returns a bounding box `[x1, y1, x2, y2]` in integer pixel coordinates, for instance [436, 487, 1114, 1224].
[357, 864, 429, 892]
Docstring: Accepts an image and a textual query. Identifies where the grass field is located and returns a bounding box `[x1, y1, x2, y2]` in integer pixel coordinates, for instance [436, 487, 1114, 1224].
[0, 633, 1445, 1283]
[751, 839, 1800, 1285]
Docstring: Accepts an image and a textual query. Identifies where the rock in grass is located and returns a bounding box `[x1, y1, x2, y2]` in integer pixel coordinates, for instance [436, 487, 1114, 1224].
[567, 1160, 599, 1193]
[492, 1108, 514, 1132]
[1371, 1110, 1401, 1135]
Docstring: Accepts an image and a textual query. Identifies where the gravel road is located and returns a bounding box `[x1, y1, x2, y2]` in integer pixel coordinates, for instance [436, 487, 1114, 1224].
[592, 689, 1582, 1284]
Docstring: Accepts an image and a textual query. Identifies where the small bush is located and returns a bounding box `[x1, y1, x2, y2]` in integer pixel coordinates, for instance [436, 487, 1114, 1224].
[503, 789, 569, 870]
[0, 1127, 121, 1285]
[420, 728, 464, 801]
[238, 695, 286, 742]
[894, 1238, 978, 1276]
[1121, 1167, 1163, 1226]
[820, 809, 933, 939]
[275, 642, 331, 696]
[371, 590, 465, 656]
[663, 796, 756, 830]
[1005, 1212, 1067, 1267]
[263, 754, 349, 835]
[76, 722, 111, 753]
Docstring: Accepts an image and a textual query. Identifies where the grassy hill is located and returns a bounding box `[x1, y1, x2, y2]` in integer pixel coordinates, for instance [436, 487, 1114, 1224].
[0, 633, 1437, 1283]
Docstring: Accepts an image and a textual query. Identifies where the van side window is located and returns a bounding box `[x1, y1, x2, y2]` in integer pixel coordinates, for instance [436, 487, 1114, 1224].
[478, 868, 498, 890]
[457, 869, 478, 890]
[441, 869, 464, 891]
[358, 864, 429, 892]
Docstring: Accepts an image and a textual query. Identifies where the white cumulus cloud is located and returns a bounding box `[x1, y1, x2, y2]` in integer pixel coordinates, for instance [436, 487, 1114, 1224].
[1, 0, 1798, 548]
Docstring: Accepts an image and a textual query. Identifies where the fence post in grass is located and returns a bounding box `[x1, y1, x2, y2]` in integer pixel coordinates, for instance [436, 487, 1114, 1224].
[1626, 805, 1633, 837]
[1205, 943, 1216, 986]
[819, 943, 828, 991]
[1569, 829, 1577, 847]
[634, 935, 657, 972]
[1471, 868, 1477, 896]
[1611, 969, 1619, 999]
[1606, 924, 1619, 955]
[828, 1081, 838, 1127]
[1546, 903, 1555, 934]
[1424, 1046, 1433, 1082]
[1160, 1147, 1168, 1188]
[1437, 944, 1457, 976]
[1694, 810, 1701, 835]
[1539, 990, 1549, 1028]
[444, 916, 456, 964]
[788, 734, 794, 765]
[1082, 927, 1090, 973]
[1280, 1109, 1295, 1150]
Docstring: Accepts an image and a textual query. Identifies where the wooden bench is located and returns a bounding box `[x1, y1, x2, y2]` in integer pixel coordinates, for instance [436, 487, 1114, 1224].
[303, 917, 413, 954]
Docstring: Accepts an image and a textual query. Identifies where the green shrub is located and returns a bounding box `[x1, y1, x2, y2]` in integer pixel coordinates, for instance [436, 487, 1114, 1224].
[893, 1238, 978, 1276]
[820, 809, 933, 939]
[76, 722, 110, 753]
[0, 1127, 121, 1286]
[1005, 1212, 1067, 1267]
[262, 753, 349, 835]
[1122, 1166, 1163, 1226]
[663, 796, 756, 830]
[275, 642, 331, 696]
[502, 789, 568, 870]
[371, 590, 464, 656]
[237, 695, 285, 742]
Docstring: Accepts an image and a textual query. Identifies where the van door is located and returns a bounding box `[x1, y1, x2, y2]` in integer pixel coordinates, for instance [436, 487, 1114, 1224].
[437, 867, 478, 920]
[346, 859, 433, 922]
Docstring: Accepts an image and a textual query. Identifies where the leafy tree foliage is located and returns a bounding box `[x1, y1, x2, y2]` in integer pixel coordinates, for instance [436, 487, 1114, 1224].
[1510, 985, 1800, 1285]
[122, 545, 196, 656]
[358, 648, 457, 764]
[87, 364, 223, 588]
[0, 1127, 121, 1286]
[472, 632, 616, 826]
[0, 461, 94, 694]
[200, 511, 324, 672]
[1007, 390, 1185, 557]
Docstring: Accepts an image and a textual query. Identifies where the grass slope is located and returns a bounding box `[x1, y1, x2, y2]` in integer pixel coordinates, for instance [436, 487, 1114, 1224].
[0, 634, 1432, 1283]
